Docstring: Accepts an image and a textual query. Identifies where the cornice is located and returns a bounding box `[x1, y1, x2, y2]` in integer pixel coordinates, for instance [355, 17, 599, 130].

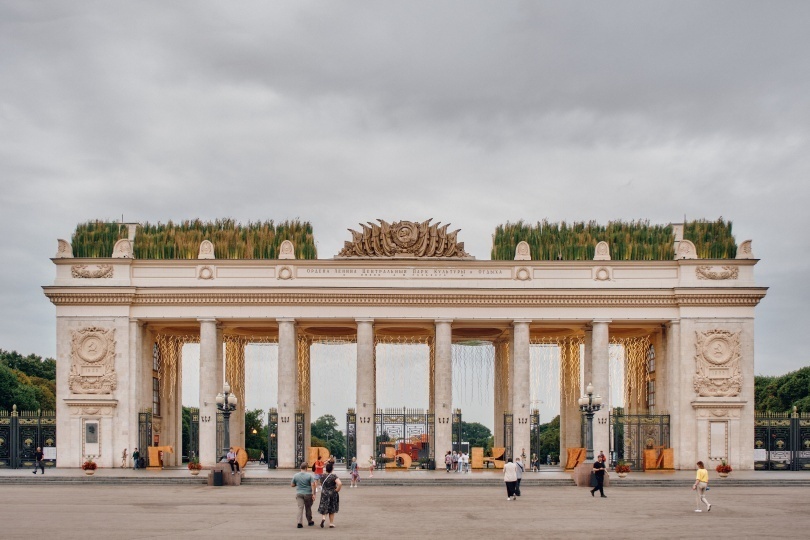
[43, 288, 767, 308]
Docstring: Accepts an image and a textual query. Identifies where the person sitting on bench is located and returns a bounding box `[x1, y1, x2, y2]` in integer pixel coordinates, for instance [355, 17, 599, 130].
[227, 447, 240, 475]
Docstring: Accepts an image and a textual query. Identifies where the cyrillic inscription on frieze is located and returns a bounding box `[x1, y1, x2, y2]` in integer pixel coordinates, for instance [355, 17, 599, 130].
[299, 267, 511, 279]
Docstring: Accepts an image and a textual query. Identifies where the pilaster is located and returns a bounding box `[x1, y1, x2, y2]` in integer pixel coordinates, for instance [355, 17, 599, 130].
[591, 320, 611, 460]
[511, 320, 531, 462]
[434, 319, 453, 459]
[277, 318, 298, 468]
[355, 319, 375, 464]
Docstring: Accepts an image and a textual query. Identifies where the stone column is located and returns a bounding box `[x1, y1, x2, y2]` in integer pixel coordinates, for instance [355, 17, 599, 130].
[652, 327, 666, 413]
[591, 320, 611, 460]
[199, 319, 221, 466]
[225, 340, 247, 450]
[356, 319, 375, 463]
[493, 340, 510, 447]
[434, 319, 453, 459]
[511, 320, 531, 463]
[678, 320, 698, 469]
[127, 320, 143, 460]
[666, 320, 681, 466]
[278, 318, 298, 468]
[174, 342, 183, 466]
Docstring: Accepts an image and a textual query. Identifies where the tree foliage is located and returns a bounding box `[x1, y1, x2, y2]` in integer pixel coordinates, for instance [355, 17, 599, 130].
[532, 415, 560, 463]
[755, 367, 810, 413]
[0, 350, 56, 411]
[461, 421, 492, 452]
[311, 414, 346, 459]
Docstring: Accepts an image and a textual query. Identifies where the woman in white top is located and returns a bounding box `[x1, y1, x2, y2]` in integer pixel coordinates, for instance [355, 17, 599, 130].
[503, 458, 518, 500]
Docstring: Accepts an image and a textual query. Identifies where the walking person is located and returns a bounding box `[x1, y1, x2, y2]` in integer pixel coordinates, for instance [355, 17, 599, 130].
[32, 447, 45, 474]
[121, 448, 128, 468]
[349, 457, 360, 487]
[259, 451, 265, 464]
[368, 456, 375, 478]
[452, 451, 459, 472]
[504, 458, 518, 500]
[514, 456, 524, 496]
[132, 448, 140, 469]
[318, 462, 342, 528]
[546, 453, 552, 466]
[693, 461, 712, 512]
[531, 453, 538, 472]
[291, 462, 316, 528]
[444, 451, 452, 472]
[590, 454, 607, 498]
[313, 456, 325, 491]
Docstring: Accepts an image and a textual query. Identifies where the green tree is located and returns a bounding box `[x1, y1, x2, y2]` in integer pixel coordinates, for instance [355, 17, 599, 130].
[245, 409, 266, 452]
[535, 415, 560, 463]
[460, 421, 492, 451]
[0, 349, 56, 380]
[311, 414, 346, 459]
[755, 367, 810, 413]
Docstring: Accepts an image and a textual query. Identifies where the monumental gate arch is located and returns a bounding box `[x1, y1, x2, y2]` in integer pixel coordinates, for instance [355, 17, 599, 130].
[44, 220, 766, 469]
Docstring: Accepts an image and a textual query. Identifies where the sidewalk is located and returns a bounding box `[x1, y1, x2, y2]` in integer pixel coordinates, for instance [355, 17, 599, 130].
[2, 463, 808, 486]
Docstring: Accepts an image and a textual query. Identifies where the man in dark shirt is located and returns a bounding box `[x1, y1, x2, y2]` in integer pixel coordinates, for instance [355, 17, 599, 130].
[32, 447, 44, 474]
[590, 456, 607, 498]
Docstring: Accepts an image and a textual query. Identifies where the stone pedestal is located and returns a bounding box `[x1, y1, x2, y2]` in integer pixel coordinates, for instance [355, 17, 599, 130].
[207, 462, 243, 486]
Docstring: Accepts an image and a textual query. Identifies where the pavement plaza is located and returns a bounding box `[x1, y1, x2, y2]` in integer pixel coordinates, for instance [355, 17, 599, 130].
[1, 480, 808, 539]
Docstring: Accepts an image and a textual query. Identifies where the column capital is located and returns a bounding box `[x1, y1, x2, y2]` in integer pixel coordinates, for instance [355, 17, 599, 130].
[669, 319, 681, 326]
[197, 317, 218, 323]
[355, 318, 374, 324]
[591, 319, 612, 325]
[276, 317, 296, 323]
[512, 319, 532, 326]
[435, 318, 453, 325]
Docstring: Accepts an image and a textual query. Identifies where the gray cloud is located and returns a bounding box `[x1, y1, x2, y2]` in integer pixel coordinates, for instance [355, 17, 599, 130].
[1, 0, 807, 387]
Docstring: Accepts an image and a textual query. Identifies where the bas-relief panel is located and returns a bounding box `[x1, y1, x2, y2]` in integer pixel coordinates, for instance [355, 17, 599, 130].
[68, 327, 118, 395]
[693, 330, 742, 398]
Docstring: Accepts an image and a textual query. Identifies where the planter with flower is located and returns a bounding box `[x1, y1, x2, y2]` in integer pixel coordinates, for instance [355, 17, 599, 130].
[614, 461, 631, 479]
[82, 455, 98, 476]
[188, 457, 202, 476]
[715, 460, 732, 478]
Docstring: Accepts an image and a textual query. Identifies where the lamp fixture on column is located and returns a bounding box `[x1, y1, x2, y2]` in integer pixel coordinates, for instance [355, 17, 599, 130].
[216, 381, 238, 459]
[578, 382, 603, 461]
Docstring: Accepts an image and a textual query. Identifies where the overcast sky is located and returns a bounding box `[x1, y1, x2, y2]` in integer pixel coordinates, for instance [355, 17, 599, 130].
[2, 2, 808, 408]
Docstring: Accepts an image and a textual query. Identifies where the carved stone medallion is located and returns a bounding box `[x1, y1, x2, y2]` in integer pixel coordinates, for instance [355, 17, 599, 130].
[337, 219, 472, 258]
[112, 238, 134, 258]
[594, 241, 611, 261]
[736, 239, 754, 259]
[279, 240, 296, 260]
[198, 240, 215, 260]
[71, 264, 114, 279]
[675, 239, 697, 260]
[693, 330, 742, 397]
[56, 239, 74, 258]
[514, 241, 531, 261]
[69, 327, 118, 395]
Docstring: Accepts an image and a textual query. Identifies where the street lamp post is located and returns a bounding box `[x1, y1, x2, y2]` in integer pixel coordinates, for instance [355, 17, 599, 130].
[216, 382, 238, 459]
[578, 382, 603, 461]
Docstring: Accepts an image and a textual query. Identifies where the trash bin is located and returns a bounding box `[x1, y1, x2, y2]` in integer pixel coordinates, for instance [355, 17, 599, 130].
[213, 470, 223, 486]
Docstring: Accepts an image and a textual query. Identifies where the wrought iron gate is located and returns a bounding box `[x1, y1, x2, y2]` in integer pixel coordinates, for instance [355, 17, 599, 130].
[452, 409, 463, 453]
[375, 408, 435, 468]
[346, 408, 357, 461]
[755, 412, 810, 471]
[187, 407, 199, 461]
[138, 410, 152, 467]
[609, 410, 670, 470]
[530, 409, 540, 464]
[503, 412, 514, 461]
[216, 411, 224, 459]
[0, 408, 57, 469]
[267, 408, 278, 469]
[295, 411, 306, 468]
